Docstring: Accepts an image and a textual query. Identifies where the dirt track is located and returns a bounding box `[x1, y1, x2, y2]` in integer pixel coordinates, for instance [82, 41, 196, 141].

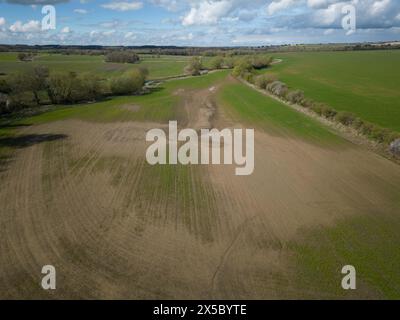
[1, 81, 400, 299]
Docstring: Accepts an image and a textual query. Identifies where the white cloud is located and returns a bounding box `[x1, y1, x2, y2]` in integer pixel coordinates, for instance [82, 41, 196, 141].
[102, 1, 143, 11]
[0, 17, 6, 27]
[307, 0, 327, 8]
[103, 30, 116, 36]
[312, 2, 343, 25]
[150, 0, 179, 12]
[182, 0, 233, 26]
[124, 31, 136, 39]
[9, 20, 41, 33]
[324, 28, 335, 35]
[267, 0, 296, 15]
[2, 0, 400, 46]
[370, 0, 391, 16]
[74, 9, 88, 14]
[61, 26, 70, 33]
[178, 32, 194, 40]
[232, 34, 272, 44]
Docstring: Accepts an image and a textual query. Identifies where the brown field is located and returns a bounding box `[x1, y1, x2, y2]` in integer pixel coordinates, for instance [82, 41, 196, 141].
[1, 76, 400, 299]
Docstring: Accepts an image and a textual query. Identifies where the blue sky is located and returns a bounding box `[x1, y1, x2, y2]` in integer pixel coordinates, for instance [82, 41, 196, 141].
[0, 0, 400, 46]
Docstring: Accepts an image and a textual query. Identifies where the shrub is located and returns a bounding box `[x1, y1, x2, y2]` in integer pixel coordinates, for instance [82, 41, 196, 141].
[390, 139, 400, 156]
[110, 69, 147, 95]
[137, 66, 149, 78]
[320, 105, 337, 119]
[79, 73, 104, 101]
[352, 117, 364, 130]
[255, 75, 268, 89]
[243, 72, 255, 84]
[388, 132, 400, 145]
[5, 72, 38, 107]
[0, 78, 11, 94]
[185, 57, 203, 76]
[47, 72, 77, 104]
[6, 72, 31, 94]
[299, 98, 313, 108]
[47, 71, 107, 104]
[26, 66, 49, 105]
[223, 57, 234, 69]
[369, 126, 393, 144]
[266, 81, 288, 97]
[255, 74, 276, 89]
[0, 93, 10, 114]
[232, 58, 253, 78]
[335, 111, 356, 126]
[360, 122, 374, 136]
[310, 103, 323, 116]
[250, 55, 272, 69]
[209, 56, 224, 70]
[7, 91, 36, 109]
[17, 52, 34, 62]
[286, 90, 305, 104]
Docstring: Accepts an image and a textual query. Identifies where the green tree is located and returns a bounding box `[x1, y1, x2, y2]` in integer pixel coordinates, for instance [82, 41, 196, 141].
[105, 51, 140, 64]
[251, 55, 272, 69]
[210, 56, 224, 70]
[26, 66, 49, 105]
[110, 69, 147, 95]
[185, 57, 203, 76]
[232, 58, 253, 78]
[47, 72, 75, 104]
[79, 73, 103, 101]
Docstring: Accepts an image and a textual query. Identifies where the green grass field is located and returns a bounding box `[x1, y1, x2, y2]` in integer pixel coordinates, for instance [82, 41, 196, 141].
[218, 81, 342, 145]
[0, 52, 190, 80]
[290, 210, 400, 299]
[268, 50, 400, 133]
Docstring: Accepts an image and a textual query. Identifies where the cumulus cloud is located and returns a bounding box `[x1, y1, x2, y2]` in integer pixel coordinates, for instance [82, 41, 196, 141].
[9, 20, 41, 32]
[306, 0, 341, 9]
[370, 0, 391, 16]
[267, 0, 297, 15]
[101, 1, 143, 11]
[180, 0, 268, 26]
[271, 0, 400, 31]
[1, 0, 400, 46]
[182, 0, 233, 26]
[0, 17, 6, 26]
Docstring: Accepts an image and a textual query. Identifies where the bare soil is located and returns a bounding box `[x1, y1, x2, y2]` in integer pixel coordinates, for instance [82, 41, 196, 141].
[1, 80, 400, 299]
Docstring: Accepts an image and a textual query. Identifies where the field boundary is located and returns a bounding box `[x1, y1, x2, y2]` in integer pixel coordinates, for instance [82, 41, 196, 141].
[239, 77, 400, 164]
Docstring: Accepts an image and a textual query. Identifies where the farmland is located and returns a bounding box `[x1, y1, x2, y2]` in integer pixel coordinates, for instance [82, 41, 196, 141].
[268, 50, 400, 132]
[1, 51, 400, 299]
[0, 52, 191, 80]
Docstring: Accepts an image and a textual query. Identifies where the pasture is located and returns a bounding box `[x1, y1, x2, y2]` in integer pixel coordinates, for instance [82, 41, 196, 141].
[0, 52, 190, 79]
[268, 50, 400, 132]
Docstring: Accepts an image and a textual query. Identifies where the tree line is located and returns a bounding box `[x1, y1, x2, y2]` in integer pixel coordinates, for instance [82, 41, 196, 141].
[184, 54, 273, 76]
[0, 66, 148, 115]
[105, 51, 140, 64]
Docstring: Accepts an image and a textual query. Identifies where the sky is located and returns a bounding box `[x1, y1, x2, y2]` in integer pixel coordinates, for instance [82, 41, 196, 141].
[0, 0, 399, 46]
